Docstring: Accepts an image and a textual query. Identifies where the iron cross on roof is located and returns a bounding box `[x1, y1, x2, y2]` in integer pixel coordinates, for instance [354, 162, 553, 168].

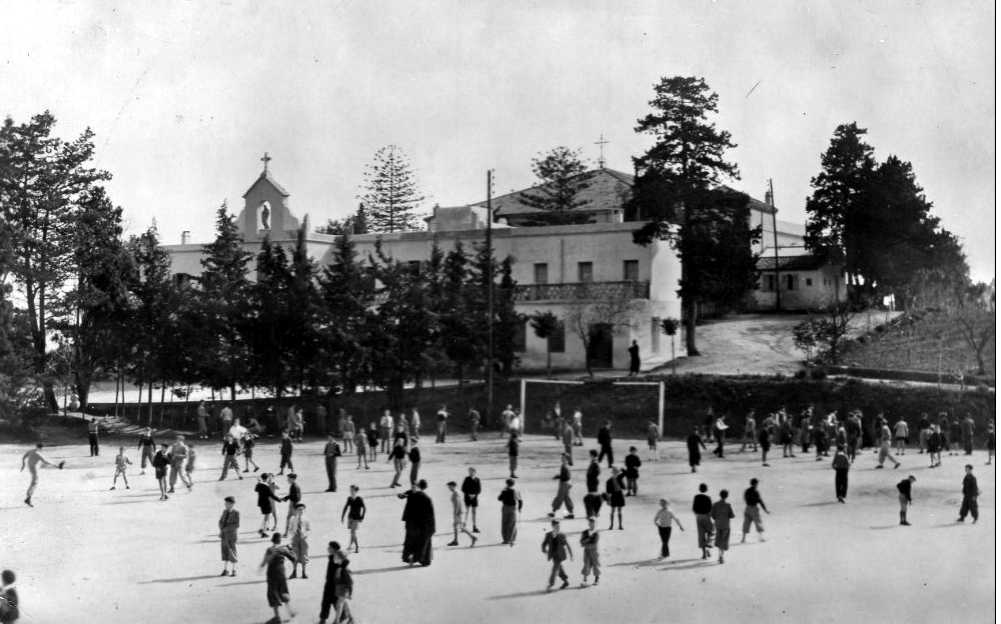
[261, 152, 272, 173]
[594, 134, 609, 169]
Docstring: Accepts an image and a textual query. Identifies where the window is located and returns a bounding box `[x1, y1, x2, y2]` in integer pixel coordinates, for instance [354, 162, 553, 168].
[578, 262, 593, 283]
[623, 259, 639, 281]
[513, 320, 527, 353]
[785, 274, 798, 291]
[761, 274, 776, 291]
[533, 263, 549, 284]
[548, 321, 565, 353]
[805, 277, 813, 287]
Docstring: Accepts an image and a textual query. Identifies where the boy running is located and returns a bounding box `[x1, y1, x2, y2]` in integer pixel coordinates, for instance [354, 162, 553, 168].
[740, 478, 769, 543]
[110, 446, 132, 490]
[446, 481, 478, 547]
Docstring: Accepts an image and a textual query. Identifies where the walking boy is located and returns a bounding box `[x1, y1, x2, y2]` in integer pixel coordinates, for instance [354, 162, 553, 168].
[957, 465, 980, 523]
[242, 432, 260, 473]
[710, 490, 735, 564]
[137, 427, 156, 475]
[897, 475, 916, 525]
[740, 478, 769, 542]
[692, 483, 713, 559]
[340, 485, 366, 553]
[283, 473, 302, 536]
[168, 435, 192, 493]
[579, 517, 600, 586]
[507, 433, 520, 479]
[548, 454, 575, 519]
[287, 503, 310, 579]
[876, 422, 901, 469]
[219, 434, 243, 481]
[354, 428, 368, 470]
[152, 443, 170, 500]
[541, 519, 573, 591]
[447, 481, 478, 547]
[218, 496, 240, 577]
[832, 448, 851, 502]
[318, 542, 353, 624]
[110, 446, 132, 490]
[88, 418, 100, 456]
[408, 442, 422, 487]
[260, 533, 297, 624]
[654, 499, 684, 559]
[597, 421, 614, 467]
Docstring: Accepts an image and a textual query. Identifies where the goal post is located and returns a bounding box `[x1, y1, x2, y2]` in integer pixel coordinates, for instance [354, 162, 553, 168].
[518, 378, 665, 434]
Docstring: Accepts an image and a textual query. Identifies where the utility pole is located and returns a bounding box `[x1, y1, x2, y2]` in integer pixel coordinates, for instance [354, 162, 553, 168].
[486, 170, 495, 424]
[769, 178, 781, 312]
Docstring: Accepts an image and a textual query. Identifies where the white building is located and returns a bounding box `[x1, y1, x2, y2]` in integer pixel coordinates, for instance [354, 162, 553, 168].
[165, 162, 811, 372]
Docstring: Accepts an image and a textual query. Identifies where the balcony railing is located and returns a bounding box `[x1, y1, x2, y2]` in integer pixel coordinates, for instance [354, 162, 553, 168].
[514, 280, 650, 302]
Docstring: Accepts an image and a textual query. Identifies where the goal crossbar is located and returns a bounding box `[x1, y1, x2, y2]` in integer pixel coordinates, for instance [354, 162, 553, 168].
[519, 378, 665, 433]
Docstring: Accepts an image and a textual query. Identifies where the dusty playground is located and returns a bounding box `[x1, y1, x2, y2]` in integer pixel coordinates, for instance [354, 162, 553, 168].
[0, 431, 993, 623]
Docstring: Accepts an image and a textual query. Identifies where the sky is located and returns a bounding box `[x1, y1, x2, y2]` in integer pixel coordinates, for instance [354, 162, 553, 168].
[1, 0, 995, 280]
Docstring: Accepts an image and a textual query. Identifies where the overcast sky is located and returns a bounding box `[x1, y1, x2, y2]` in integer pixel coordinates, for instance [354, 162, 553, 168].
[2, 1, 995, 280]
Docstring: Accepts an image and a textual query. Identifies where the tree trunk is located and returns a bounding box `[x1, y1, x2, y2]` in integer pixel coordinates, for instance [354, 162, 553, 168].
[147, 382, 154, 426]
[74, 370, 91, 412]
[160, 382, 167, 421]
[684, 298, 700, 356]
[546, 348, 552, 377]
[230, 384, 236, 402]
[113, 368, 120, 418]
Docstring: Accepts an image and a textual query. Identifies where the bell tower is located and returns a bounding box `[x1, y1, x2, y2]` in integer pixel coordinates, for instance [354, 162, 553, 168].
[237, 152, 300, 241]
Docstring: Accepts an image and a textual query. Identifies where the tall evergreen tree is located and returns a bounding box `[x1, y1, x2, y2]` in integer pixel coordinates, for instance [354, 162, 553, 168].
[245, 239, 296, 398]
[319, 233, 375, 395]
[494, 256, 522, 377]
[288, 224, 322, 393]
[440, 241, 478, 383]
[358, 145, 425, 233]
[198, 202, 253, 399]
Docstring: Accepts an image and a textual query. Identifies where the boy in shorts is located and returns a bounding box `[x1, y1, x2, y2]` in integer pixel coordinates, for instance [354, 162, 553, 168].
[447, 481, 477, 547]
[340, 485, 366, 553]
[110, 446, 132, 490]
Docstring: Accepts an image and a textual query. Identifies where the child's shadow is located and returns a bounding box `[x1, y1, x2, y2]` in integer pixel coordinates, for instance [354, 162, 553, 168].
[486, 588, 552, 600]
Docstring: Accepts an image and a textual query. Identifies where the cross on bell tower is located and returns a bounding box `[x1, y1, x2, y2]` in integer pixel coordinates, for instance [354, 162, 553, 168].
[594, 134, 609, 169]
[260, 152, 272, 173]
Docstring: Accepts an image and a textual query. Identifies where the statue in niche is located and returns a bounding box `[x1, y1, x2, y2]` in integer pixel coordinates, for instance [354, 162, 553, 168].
[259, 201, 271, 230]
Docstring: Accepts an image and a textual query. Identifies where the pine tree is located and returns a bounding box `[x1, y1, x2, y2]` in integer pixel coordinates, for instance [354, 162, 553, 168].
[494, 256, 522, 377]
[518, 146, 594, 225]
[288, 224, 321, 393]
[358, 145, 425, 233]
[318, 233, 374, 395]
[245, 239, 295, 398]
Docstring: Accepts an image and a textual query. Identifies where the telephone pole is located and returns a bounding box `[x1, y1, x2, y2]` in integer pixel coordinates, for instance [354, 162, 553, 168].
[769, 178, 781, 311]
[486, 170, 495, 423]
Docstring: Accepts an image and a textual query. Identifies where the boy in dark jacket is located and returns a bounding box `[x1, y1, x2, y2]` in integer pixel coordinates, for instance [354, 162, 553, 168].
[318, 541, 353, 624]
[957, 465, 980, 523]
[624, 447, 642, 496]
[278, 431, 294, 475]
[0, 570, 18, 624]
[542, 519, 573, 591]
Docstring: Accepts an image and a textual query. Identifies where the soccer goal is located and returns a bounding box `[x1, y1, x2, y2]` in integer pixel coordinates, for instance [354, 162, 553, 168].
[518, 378, 665, 434]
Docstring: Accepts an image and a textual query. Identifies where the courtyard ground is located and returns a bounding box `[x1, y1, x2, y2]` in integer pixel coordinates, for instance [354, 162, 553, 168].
[0, 431, 992, 624]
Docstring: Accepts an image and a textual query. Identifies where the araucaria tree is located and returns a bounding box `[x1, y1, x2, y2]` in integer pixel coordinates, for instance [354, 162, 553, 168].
[628, 76, 757, 355]
[518, 146, 594, 225]
[358, 145, 425, 233]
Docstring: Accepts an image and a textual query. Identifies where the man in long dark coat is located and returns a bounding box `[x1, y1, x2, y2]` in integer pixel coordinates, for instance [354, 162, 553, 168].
[401, 479, 436, 566]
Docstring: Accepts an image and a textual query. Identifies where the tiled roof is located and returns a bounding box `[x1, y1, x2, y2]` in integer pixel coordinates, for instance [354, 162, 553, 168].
[243, 170, 290, 198]
[756, 253, 832, 271]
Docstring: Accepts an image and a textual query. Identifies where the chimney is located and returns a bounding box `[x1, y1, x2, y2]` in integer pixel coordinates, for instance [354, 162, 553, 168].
[181, 230, 190, 245]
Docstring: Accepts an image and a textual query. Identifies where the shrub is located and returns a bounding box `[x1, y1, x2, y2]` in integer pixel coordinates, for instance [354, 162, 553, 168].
[810, 367, 828, 380]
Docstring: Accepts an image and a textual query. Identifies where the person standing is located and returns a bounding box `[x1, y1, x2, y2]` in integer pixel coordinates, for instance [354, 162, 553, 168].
[624, 447, 642, 496]
[627, 339, 641, 376]
[20, 443, 64, 507]
[560, 419, 574, 466]
[255, 473, 283, 537]
[692, 483, 714, 560]
[435, 405, 449, 443]
[897, 475, 916, 526]
[597, 421, 614, 467]
[341, 414, 355, 454]
[542, 519, 573, 591]
[686, 427, 707, 473]
[242, 432, 260, 473]
[845, 412, 861, 462]
[893, 417, 909, 455]
[832, 448, 851, 503]
[740, 478, 769, 543]
[780, 417, 795, 458]
[927, 424, 943, 468]
[340, 485, 366, 553]
[579, 518, 600, 586]
[654, 499, 684, 559]
[353, 428, 368, 470]
[220, 404, 234, 438]
[446, 481, 478, 547]
[986, 422, 995, 466]
[366, 422, 379, 462]
[646, 420, 660, 461]
[712, 415, 728, 458]
[400, 479, 436, 566]
[379, 410, 394, 454]
[219, 435, 243, 481]
[876, 422, 901, 469]
[758, 423, 773, 467]
[507, 433, 520, 479]
[548, 454, 576, 520]
[109, 446, 132, 490]
[197, 401, 209, 440]
[949, 417, 963, 457]
[710, 490, 735, 564]
[388, 441, 406, 488]
[408, 442, 422, 487]
[87, 418, 101, 457]
[604, 467, 625, 530]
[137, 427, 156, 475]
[0, 569, 19, 624]
[168, 435, 192, 493]
[498, 478, 523, 545]
[282, 473, 302, 537]
[917, 413, 930, 454]
[278, 430, 295, 476]
[740, 410, 758, 452]
[572, 408, 584, 446]
[957, 464, 980, 523]
[314, 403, 327, 437]
[259, 533, 297, 624]
[318, 542, 353, 624]
[318, 433, 340, 495]
[218, 496, 240, 577]
[287, 503, 310, 579]
[152, 443, 170, 501]
[469, 408, 480, 442]
[461, 467, 482, 533]
[962, 414, 975, 456]
[409, 407, 422, 443]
